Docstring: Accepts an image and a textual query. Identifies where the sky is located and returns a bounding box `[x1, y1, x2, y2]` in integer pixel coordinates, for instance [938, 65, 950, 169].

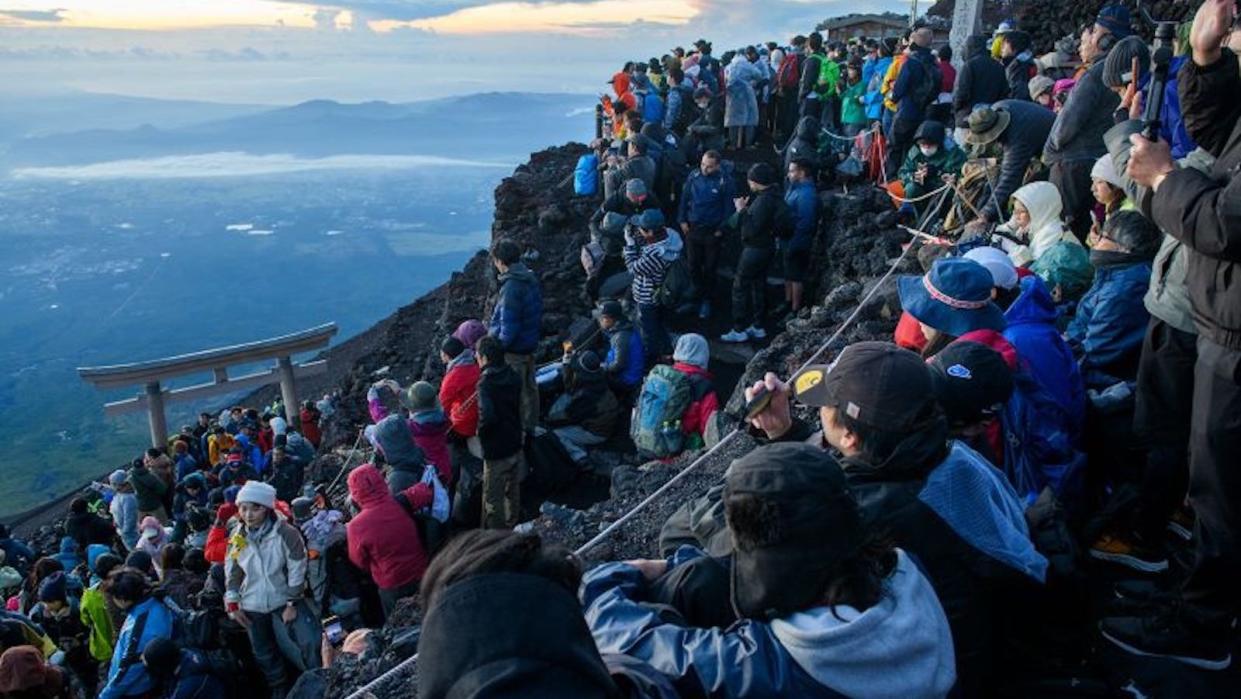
[0, 0, 913, 104]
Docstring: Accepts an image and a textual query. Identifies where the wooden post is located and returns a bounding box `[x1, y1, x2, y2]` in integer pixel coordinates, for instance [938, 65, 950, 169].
[278, 356, 300, 432]
[950, 0, 985, 69]
[145, 381, 167, 447]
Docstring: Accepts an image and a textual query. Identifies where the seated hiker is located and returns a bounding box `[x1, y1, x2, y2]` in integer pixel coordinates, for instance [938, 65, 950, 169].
[898, 120, 966, 209]
[1002, 275, 1088, 435]
[299, 400, 322, 449]
[583, 442, 957, 698]
[604, 134, 658, 199]
[546, 350, 621, 464]
[51, 537, 82, 575]
[476, 336, 525, 530]
[898, 257, 1008, 358]
[1088, 154, 1133, 236]
[0, 645, 66, 699]
[265, 445, 304, 505]
[1065, 210, 1159, 390]
[370, 414, 427, 496]
[992, 182, 1093, 303]
[927, 339, 1016, 467]
[590, 178, 663, 254]
[403, 382, 453, 488]
[622, 209, 684, 360]
[743, 342, 1047, 694]
[0, 528, 34, 578]
[30, 571, 97, 693]
[631, 334, 719, 459]
[346, 463, 432, 621]
[962, 246, 1022, 311]
[721, 163, 791, 344]
[135, 518, 168, 576]
[65, 497, 115, 551]
[141, 638, 225, 699]
[418, 529, 677, 698]
[597, 300, 644, 400]
[99, 568, 177, 699]
[683, 86, 725, 160]
[170, 473, 208, 544]
[214, 450, 256, 490]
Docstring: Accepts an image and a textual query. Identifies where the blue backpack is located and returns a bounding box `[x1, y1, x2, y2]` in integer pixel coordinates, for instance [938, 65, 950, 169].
[642, 92, 665, 126]
[630, 365, 694, 458]
[1001, 371, 1087, 514]
[574, 153, 599, 196]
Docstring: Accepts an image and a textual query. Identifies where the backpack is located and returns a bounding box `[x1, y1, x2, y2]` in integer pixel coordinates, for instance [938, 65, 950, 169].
[657, 254, 697, 315]
[581, 241, 606, 279]
[631, 365, 695, 458]
[777, 53, 803, 91]
[394, 463, 451, 555]
[574, 154, 599, 196]
[642, 92, 665, 125]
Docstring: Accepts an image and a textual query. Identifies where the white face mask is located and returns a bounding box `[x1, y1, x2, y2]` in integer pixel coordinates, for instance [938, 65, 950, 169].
[919, 145, 939, 157]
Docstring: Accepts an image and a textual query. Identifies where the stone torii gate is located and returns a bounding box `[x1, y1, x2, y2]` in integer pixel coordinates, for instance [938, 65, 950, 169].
[78, 323, 338, 447]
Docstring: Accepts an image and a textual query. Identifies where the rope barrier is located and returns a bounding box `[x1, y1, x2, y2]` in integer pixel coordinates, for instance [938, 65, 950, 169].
[342, 207, 925, 699]
[881, 182, 952, 205]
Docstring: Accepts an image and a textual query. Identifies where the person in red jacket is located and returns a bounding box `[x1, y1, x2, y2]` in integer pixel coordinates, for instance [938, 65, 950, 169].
[299, 400, 322, 448]
[438, 337, 481, 440]
[404, 382, 453, 487]
[346, 463, 432, 619]
[669, 334, 719, 444]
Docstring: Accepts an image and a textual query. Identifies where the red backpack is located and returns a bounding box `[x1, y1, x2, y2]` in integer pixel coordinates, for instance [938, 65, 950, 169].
[777, 53, 803, 91]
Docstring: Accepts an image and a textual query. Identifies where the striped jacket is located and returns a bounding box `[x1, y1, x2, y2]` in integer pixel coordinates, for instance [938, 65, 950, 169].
[622, 229, 684, 305]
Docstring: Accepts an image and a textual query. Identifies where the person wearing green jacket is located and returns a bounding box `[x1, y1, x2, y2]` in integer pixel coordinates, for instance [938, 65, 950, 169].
[81, 553, 123, 664]
[898, 120, 966, 207]
[128, 460, 168, 521]
[840, 61, 869, 136]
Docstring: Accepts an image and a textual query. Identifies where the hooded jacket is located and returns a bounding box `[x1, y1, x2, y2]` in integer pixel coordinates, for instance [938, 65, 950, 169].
[1065, 255, 1153, 387]
[372, 414, 426, 494]
[99, 596, 175, 699]
[1147, 48, 1241, 350]
[623, 229, 684, 306]
[489, 262, 543, 355]
[603, 319, 645, 389]
[65, 510, 115, 550]
[724, 56, 762, 129]
[981, 100, 1056, 221]
[477, 363, 524, 460]
[1044, 58, 1119, 164]
[420, 573, 633, 699]
[898, 121, 967, 201]
[109, 490, 139, 551]
[409, 410, 453, 487]
[782, 116, 821, 179]
[547, 360, 620, 439]
[997, 181, 1083, 267]
[223, 515, 308, 614]
[80, 580, 116, 661]
[1003, 276, 1088, 430]
[953, 36, 1008, 127]
[346, 464, 430, 590]
[440, 351, 481, 438]
[582, 549, 955, 698]
[52, 536, 82, 572]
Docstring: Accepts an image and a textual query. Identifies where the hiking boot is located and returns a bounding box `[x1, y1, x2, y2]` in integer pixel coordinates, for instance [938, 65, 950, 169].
[1089, 532, 1169, 573]
[746, 325, 767, 340]
[720, 329, 750, 343]
[1108, 580, 1176, 617]
[698, 301, 712, 319]
[1167, 505, 1195, 542]
[1100, 610, 1233, 671]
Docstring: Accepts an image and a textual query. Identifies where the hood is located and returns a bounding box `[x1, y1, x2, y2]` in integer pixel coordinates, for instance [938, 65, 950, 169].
[347, 464, 392, 510]
[86, 544, 111, 572]
[913, 120, 945, 147]
[651, 229, 683, 261]
[1003, 275, 1059, 327]
[374, 414, 425, 468]
[957, 329, 1021, 372]
[672, 333, 709, 369]
[770, 551, 956, 699]
[419, 573, 620, 699]
[410, 409, 449, 429]
[499, 262, 537, 287]
[59, 536, 78, 554]
[795, 116, 820, 141]
[1009, 182, 1072, 259]
[447, 348, 477, 372]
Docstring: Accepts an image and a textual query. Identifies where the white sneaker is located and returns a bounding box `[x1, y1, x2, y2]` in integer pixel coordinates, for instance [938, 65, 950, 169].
[746, 325, 767, 340]
[720, 329, 750, 343]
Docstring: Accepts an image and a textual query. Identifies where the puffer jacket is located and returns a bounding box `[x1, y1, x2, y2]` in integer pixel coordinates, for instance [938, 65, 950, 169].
[1003, 276, 1087, 431]
[99, 596, 176, 699]
[440, 350, 481, 438]
[582, 548, 956, 699]
[1065, 256, 1153, 387]
[489, 262, 543, 355]
[1044, 57, 1119, 165]
[623, 230, 684, 306]
[346, 464, 431, 590]
[224, 516, 308, 614]
[953, 37, 1008, 127]
[409, 410, 452, 487]
[603, 320, 645, 389]
[1148, 48, 1241, 350]
[783, 179, 819, 252]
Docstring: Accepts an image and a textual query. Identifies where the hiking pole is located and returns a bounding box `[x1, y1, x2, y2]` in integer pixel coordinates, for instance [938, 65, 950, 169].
[1142, 22, 1177, 141]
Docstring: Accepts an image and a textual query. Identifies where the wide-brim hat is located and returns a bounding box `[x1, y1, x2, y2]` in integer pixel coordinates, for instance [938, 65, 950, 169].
[899, 258, 1006, 338]
[964, 107, 1011, 146]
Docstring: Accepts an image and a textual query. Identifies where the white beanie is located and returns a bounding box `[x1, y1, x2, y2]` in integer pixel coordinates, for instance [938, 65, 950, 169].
[1090, 155, 1124, 189]
[235, 481, 277, 510]
[963, 247, 1019, 290]
[270, 416, 288, 436]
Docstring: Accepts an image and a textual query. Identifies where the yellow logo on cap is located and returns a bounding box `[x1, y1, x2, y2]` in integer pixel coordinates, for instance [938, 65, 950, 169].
[794, 369, 824, 396]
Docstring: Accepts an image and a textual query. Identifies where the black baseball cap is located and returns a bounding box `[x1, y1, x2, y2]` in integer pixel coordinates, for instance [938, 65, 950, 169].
[725, 442, 860, 620]
[927, 341, 1015, 426]
[792, 341, 935, 431]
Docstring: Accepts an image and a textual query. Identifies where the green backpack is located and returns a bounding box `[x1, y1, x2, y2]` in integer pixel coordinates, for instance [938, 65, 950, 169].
[631, 365, 695, 458]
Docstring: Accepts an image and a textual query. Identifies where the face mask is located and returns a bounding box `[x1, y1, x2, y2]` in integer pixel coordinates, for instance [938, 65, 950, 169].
[919, 145, 939, 157]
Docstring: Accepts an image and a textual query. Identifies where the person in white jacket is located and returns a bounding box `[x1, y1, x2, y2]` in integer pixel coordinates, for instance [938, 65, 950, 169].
[224, 481, 320, 698]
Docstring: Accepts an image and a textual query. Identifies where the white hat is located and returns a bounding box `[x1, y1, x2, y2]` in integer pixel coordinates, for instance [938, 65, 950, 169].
[963, 247, 1019, 291]
[236, 481, 277, 510]
[1091, 155, 1124, 189]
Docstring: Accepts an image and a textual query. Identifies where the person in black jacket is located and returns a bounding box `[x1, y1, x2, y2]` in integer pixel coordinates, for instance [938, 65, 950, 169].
[65, 498, 116, 551]
[952, 35, 1008, 144]
[999, 30, 1037, 101]
[798, 32, 826, 120]
[721, 163, 792, 343]
[589, 179, 662, 251]
[475, 336, 524, 530]
[1101, 0, 1241, 671]
[963, 100, 1055, 223]
[546, 351, 620, 464]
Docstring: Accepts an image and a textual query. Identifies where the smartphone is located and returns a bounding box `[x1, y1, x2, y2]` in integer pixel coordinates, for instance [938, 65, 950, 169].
[324, 616, 345, 646]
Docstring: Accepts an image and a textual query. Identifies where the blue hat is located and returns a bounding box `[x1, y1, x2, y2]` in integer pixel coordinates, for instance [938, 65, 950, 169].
[38, 571, 67, 603]
[1096, 4, 1131, 39]
[630, 209, 665, 231]
[898, 258, 1006, 338]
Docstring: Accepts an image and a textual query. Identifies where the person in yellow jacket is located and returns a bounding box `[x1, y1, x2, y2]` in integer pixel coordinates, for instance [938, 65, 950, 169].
[80, 553, 123, 663]
[207, 426, 235, 466]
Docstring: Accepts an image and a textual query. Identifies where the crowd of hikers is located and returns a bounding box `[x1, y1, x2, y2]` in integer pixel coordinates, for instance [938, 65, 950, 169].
[2, 1, 1240, 697]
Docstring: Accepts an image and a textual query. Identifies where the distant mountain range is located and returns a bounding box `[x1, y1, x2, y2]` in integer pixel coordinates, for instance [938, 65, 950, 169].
[0, 92, 597, 168]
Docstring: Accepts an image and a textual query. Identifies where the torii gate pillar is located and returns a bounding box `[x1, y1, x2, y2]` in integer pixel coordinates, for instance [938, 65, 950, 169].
[950, 0, 986, 69]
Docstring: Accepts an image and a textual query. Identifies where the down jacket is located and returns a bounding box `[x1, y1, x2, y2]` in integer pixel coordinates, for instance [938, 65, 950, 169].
[346, 464, 431, 590]
[1044, 57, 1118, 165]
[603, 319, 645, 389]
[439, 351, 481, 438]
[953, 36, 1008, 128]
[489, 262, 543, 355]
[1003, 276, 1087, 431]
[224, 516, 308, 614]
[1065, 257, 1153, 387]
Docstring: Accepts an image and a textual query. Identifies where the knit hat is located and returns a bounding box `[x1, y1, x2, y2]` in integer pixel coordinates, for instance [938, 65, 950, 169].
[108, 469, 128, 487]
[1090, 154, 1124, 189]
[441, 335, 466, 359]
[453, 319, 488, 349]
[673, 333, 710, 369]
[223, 485, 241, 504]
[899, 258, 1007, 337]
[404, 381, 440, 412]
[963, 246, 1019, 290]
[236, 481, 277, 510]
[599, 300, 624, 320]
[1028, 75, 1055, 100]
[624, 178, 648, 197]
[1096, 3, 1132, 39]
[746, 162, 778, 187]
[1102, 35, 1149, 88]
[37, 571, 67, 603]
